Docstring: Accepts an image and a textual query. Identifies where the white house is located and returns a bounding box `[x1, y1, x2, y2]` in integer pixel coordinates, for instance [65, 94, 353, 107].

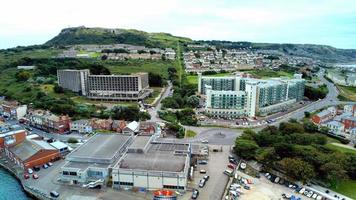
[70, 119, 93, 134]
[326, 120, 345, 135]
[122, 121, 139, 134]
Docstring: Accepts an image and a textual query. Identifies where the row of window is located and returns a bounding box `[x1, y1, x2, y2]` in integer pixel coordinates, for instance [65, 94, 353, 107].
[63, 171, 77, 176]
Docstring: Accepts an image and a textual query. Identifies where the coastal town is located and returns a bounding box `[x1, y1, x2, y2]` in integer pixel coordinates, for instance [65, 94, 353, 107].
[1, 1, 356, 200]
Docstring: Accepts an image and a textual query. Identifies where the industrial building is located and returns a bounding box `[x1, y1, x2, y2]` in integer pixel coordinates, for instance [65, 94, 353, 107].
[59, 132, 190, 191]
[199, 73, 305, 117]
[112, 137, 190, 191]
[60, 134, 133, 184]
[4, 136, 60, 170]
[57, 69, 151, 101]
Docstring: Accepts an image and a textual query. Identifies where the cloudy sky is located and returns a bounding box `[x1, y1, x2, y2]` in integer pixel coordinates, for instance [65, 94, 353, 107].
[1, 0, 356, 49]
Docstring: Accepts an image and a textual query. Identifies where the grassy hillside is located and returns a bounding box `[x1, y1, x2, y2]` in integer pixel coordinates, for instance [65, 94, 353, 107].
[46, 26, 192, 49]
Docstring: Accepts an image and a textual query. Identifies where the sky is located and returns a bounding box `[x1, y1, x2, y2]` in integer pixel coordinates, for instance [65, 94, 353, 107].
[0, 0, 356, 49]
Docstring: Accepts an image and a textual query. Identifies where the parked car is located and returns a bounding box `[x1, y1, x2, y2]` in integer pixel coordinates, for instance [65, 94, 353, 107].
[203, 175, 210, 181]
[47, 162, 53, 167]
[228, 155, 234, 160]
[198, 179, 206, 188]
[227, 164, 236, 169]
[43, 164, 49, 169]
[50, 191, 60, 198]
[32, 174, 39, 179]
[201, 140, 209, 144]
[229, 159, 237, 164]
[33, 166, 40, 172]
[27, 168, 33, 174]
[198, 160, 208, 165]
[199, 169, 207, 174]
[243, 185, 250, 190]
[23, 173, 30, 179]
[191, 189, 199, 199]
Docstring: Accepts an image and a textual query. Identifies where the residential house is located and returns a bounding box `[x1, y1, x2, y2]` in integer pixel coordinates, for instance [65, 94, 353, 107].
[0, 101, 27, 120]
[311, 110, 333, 124]
[111, 120, 126, 133]
[139, 122, 158, 135]
[344, 104, 356, 116]
[90, 118, 113, 131]
[122, 121, 139, 134]
[70, 119, 93, 134]
[326, 121, 345, 135]
[0, 128, 26, 150]
[343, 116, 356, 131]
[4, 137, 60, 170]
[28, 110, 71, 134]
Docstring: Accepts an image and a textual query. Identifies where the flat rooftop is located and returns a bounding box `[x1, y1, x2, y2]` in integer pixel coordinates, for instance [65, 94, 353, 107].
[118, 142, 190, 172]
[63, 161, 110, 171]
[68, 134, 131, 161]
[128, 136, 151, 150]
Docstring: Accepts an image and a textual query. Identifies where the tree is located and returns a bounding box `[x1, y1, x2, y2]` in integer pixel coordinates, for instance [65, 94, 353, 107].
[148, 73, 163, 87]
[320, 162, 347, 187]
[234, 139, 259, 160]
[186, 95, 200, 108]
[67, 137, 78, 143]
[303, 121, 318, 133]
[278, 158, 315, 183]
[53, 84, 64, 93]
[279, 122, 304, 134]
[138, 111, 151, 121]
[112, 106, 140, 121]
[15, 71, 30, 81]
[304, 111, 311, 118]
[161, 97, 179, 109]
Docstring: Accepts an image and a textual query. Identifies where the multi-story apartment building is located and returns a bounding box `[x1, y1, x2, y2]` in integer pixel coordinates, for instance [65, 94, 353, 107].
[200, 73, 305, 117]
[57, 69, 90, 95]
[57, 70, 150, 101]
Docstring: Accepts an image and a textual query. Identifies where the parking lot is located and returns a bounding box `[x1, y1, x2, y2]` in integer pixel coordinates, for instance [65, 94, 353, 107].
[184, 145, 233, 200]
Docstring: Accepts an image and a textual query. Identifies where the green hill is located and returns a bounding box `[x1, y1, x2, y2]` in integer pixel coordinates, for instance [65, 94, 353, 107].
[45, 26, 192, 49]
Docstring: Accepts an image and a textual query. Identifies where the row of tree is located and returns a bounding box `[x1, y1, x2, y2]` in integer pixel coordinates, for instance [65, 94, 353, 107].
[234, 120, 356, 186]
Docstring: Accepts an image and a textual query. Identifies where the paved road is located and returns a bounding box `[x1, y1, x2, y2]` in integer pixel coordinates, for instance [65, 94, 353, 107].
[148, 81, 173, 122]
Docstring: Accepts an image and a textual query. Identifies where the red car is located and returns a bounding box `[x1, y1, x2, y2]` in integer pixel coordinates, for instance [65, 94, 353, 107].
[32, 174, 39, 179]
[23, 173, 30, 179]
[227, 164, 236, 169]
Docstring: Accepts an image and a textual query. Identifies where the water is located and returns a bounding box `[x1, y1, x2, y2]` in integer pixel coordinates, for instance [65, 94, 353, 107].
[0, 167, 30, 200]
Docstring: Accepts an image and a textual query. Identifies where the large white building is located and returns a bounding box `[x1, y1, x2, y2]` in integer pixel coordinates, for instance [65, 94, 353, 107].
[200, 73, 305, 118]
[57, 69, 151, 101]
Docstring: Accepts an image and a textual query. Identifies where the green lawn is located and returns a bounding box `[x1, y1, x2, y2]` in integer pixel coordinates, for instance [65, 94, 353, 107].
[145, 87, 163, 104]
[245, 69, 293, 79]
[337, 85, 356, 101]
[330, 180, 356, 199]
[185, 130, 197, 138]
[106, 59, 177, 78]
[325, 143, 356, 155]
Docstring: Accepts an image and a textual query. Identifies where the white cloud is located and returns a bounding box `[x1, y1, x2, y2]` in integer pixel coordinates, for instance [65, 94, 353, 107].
[0, 0, 355, 48]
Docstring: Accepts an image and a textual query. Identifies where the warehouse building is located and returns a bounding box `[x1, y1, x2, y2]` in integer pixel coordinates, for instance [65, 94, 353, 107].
[60, 134, 133, 184]
[112, 137, 190, 191]
[4, 136, 60, 170]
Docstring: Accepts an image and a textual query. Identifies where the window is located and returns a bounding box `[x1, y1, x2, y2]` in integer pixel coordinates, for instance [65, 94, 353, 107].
[119, 182, 133, 186]
[163, 185, 184, 190]
[69, 172, 77, 176]
[62, 171, 69, 175]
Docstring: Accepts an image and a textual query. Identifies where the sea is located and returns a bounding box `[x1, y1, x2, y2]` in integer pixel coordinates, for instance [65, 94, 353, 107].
[0, 167, 30, 200]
